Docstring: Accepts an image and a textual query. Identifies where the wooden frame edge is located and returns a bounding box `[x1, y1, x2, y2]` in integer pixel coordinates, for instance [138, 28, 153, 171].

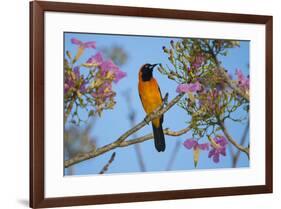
[30, 1, 45, 208]
[265, 16, 273, 193]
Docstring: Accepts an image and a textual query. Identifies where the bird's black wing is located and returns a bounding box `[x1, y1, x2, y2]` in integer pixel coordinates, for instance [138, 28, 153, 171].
[157, 84, 164, 124]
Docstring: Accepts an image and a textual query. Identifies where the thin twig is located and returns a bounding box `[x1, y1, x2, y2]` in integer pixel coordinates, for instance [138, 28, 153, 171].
[123, 90, 146, 172]
[219, 67, 250, 102]
[166, 140, 181, 171]
[206, 42, 250, 102]
[99, 152, 116, 174]
[134, 144, 146, 171]
[64, 95, 76, 122]
[119, 126, 191, 147]
[219, 121, 249, 158]
[232, 121, 249, 167]
[64, 93, 184, 168]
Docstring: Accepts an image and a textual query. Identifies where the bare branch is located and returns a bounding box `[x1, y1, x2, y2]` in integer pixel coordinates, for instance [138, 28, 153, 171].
[232, 121, 249, 167]
[99, 152, 116, 174]
[219, 121, 249, 157]
[119, 126, 191, 147]
[64, 95, 76, 122]
[123, 90, 146, 172]
[134, 144, 146, 171]
[166, 140, 181, 171]
[205, 42, 250, 102]
[219, 67, 250, 102]
[64, 93, 184, 168]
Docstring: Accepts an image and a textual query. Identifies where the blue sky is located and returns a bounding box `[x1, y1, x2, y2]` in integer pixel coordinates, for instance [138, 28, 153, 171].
[64, 32, 250, 176]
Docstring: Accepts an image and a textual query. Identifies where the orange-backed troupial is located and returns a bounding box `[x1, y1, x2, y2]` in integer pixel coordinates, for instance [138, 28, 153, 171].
[138, 63, 165, 152]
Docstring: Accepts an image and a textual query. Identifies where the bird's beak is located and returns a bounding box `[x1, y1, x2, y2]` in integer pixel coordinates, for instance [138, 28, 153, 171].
[152, 63, 161, 69]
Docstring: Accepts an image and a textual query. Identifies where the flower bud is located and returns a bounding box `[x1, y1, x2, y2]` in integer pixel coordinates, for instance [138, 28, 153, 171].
[66, 50, 72, 59]
[162, 46, 169, 53]
[170, 40, 175, 48]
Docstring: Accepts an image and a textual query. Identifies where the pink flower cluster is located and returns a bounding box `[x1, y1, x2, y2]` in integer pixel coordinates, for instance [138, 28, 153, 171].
[71, 38, 96, 49]
[191, 54, 205, 69]
[208, 136, 228, 163]
[176, 81, 202, 93]
[64, 66, 87, 95]
[86, 52, 127, 84]
[183, 139, 209, 151]
[183, 136, 228, 164]
[199, 88, 221, 113]
[65, 38, 127, 118]
[85, 51, 126, 106]
[235, 68, 249, 92]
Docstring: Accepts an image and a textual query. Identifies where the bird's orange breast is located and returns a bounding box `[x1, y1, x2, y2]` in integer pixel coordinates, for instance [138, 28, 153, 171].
[138, 78, 163, 127]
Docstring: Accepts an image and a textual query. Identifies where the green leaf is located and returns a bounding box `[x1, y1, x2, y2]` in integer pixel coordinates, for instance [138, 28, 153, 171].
[215, 126, 221, 132]
[66, 50, 72, 60]
[88, 110, 95, 117]
[221, 51, 228, 56]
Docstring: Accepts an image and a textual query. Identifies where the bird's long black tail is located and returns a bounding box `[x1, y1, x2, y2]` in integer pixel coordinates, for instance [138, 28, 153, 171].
[152, 124, 166, 152]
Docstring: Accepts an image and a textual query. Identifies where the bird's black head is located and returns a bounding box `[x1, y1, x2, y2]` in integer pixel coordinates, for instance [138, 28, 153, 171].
[140, 63, 160, 81]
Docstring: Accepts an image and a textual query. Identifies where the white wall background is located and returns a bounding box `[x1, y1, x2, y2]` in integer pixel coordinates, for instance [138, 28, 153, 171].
[0, 0, 279, 208]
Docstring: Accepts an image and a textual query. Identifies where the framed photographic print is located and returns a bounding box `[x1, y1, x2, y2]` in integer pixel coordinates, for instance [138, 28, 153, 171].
[30, 1, 273, 208]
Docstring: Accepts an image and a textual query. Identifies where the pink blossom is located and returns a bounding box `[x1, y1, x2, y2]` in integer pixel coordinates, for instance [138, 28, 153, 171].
[64, 79, 74, 94]
[176, 81, 201, 93]
[64, 66, 88, 94]
[91, 82, 115, 99]
[73, 66, 80, 77]
[208, 136, 228, 163]
[183, 139, 209, 151]
[100, 60, 127, 83]
[71, 38, 96, 49]
[191, 54, 204, 69]
[86, 52, 104, 65]
[235, 68, 249, 91]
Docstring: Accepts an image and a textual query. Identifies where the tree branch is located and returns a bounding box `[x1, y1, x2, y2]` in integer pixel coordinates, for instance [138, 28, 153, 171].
[119, 126, 191, 147]
[166, 140, 181, 171]
[231, 121, 249, 167]
[219, 67, 250, 102]
[205, 42, 250, 102]
[99, 152, 116, 174]
[123, 90, 146, 172]
[64, 95, 76, 122]
[219, 121, 249, 158]
[64, 93, 185, 168]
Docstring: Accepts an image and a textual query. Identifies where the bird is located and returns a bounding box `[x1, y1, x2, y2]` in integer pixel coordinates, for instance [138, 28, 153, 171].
[138, 63, 165, 152]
